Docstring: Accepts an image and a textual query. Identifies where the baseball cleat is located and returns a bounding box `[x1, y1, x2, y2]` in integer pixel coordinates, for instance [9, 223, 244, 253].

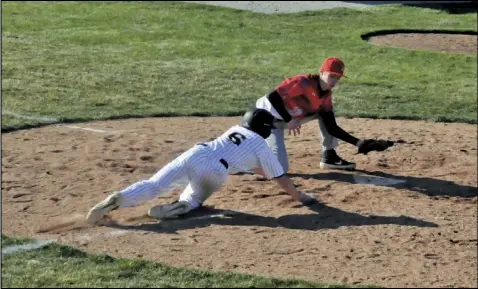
[148, 200, 191, 219]
[320, 149, 356, 170]
[86, 192, 124, 225]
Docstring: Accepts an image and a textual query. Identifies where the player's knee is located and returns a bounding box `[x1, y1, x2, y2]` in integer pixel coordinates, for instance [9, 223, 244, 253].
[179, 193, 204, 209]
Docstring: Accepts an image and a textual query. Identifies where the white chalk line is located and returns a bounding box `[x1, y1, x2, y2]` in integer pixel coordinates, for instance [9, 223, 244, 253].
[57, 124, 115, 134]
[2, 109, 59, 123]
[2, 228, 133, 255]
[1, 228, 131, 256]
[2, 239, 56, 256]
[2, 109, 119, 134]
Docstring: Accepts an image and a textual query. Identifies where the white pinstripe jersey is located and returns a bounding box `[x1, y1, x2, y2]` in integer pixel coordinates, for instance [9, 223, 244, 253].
[203, 125, 284, 179]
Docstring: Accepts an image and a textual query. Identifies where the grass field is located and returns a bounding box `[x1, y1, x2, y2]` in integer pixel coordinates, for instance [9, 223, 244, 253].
[1, 235, 372, 288]
[1, 1, 477, 132]
[1, 1, 477, 288]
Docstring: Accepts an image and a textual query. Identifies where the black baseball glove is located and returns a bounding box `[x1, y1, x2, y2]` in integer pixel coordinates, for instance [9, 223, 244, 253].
[357, 139, 394, 155]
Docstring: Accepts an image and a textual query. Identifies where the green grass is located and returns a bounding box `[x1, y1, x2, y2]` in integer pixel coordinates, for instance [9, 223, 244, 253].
[1, 2, 476, 287]
[1, 235, 374, 288]
[2, 1, 477, 132]
[1, 234, 33, 247]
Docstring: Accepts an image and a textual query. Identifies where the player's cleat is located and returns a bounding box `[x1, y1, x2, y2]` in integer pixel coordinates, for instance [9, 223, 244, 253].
[319, 149, 356, 170]
[148, 200, 191, 219]
[86, 192, 124, 225]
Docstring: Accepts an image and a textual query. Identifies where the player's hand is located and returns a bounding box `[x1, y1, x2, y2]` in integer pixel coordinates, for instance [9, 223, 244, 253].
[287, 119, 301, 136]
[288, 127, 301, 136]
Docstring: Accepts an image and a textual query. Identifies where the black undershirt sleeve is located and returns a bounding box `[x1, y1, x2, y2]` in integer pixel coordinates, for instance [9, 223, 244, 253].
[267, 90, 292, 123]
[318, 110, 360, 146]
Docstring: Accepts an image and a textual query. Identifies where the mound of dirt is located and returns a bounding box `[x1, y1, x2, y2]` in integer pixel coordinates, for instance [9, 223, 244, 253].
[2, 116, 477, 287]
[365, 31, 477, 54]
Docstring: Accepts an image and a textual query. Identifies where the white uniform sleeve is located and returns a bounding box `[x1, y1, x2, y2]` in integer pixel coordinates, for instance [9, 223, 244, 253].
[257, 145, 285, 179]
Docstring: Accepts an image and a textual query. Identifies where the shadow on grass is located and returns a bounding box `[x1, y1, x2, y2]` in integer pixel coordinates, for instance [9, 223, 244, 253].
[106, 202, 438, 234]
[343, 1, 477, 14]
[361, 29, 478, 41]
[403, 1, 477, 14]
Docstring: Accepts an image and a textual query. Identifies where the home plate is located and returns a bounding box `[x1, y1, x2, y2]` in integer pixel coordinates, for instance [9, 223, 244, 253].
[353, 174, 406, 186]
[176, 210, 238, 222]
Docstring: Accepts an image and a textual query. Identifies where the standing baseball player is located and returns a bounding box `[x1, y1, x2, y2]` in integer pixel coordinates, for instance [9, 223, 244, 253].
[254, 57, 392, 173]
[86, 108, 317, 225]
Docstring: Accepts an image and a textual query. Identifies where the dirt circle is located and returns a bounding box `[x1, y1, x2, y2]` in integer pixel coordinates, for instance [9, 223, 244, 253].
[364, 31, 477, 54]
[2, 116, 477, 288]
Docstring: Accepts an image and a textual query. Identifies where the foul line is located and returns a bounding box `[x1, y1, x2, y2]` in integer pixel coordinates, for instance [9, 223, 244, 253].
[2, 109, 59, 123]
[2, 110, 117, 134]
[2, 239, 56, 256]
[57, 124, 113, 134]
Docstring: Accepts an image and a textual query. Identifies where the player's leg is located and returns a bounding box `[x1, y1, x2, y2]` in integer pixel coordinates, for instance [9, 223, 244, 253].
[86, 152, 191, 225]
[265, 120, 289, 173]
[316, 115, 355, 170]
[149, 158, 229, 219]
[272, 115, 324, 173]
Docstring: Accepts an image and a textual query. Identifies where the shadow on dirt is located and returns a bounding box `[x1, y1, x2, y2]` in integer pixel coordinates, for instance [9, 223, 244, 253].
[287, 169, 478, 198]
[360, 29, 478, 42]
[106, 202, 438, 234]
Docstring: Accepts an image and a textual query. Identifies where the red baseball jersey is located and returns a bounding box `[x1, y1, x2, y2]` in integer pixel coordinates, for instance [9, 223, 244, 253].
[275, 74, 333, 119]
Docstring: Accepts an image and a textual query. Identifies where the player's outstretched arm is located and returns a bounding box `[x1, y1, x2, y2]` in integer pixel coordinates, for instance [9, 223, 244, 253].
[274, 175, 316, 205]
[318, 110, 362, 146]
[255, 146, 316, 205]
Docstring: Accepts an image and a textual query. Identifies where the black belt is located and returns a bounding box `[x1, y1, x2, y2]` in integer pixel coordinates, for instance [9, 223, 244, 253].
[198, 143, 229, 169]
[219, 159, 229, 169]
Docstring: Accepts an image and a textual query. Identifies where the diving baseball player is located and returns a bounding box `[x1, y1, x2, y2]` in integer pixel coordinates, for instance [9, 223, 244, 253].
[86, 108, 317, 225]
